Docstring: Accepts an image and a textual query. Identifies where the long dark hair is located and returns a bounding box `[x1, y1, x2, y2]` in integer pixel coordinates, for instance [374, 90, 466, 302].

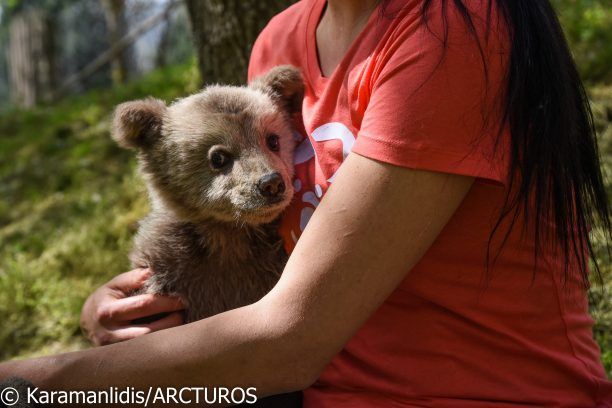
[395, 0, 610, 285]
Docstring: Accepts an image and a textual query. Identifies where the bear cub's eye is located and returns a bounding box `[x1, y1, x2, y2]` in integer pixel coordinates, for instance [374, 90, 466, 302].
[209, 148, 232, 170]
[266, 134, 280, 152]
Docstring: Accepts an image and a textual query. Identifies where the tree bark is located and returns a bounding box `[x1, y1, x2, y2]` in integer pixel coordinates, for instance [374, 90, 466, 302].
[184, 0, 296, 85]
[155, 17, 172, 69]
[101, 0, 131, 84]
[8, 8, 56, 108]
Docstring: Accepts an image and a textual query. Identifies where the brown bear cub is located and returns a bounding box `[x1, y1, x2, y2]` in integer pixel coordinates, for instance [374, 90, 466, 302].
[111, 66, 303, 407]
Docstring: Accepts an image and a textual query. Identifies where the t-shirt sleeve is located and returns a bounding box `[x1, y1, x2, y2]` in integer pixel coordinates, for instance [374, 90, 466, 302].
[352, 4, 509, 184]
[248, 1, 307, 84]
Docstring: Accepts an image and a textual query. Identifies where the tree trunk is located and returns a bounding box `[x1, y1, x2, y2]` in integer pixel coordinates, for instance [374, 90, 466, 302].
[101, 0, 131, 84]
[8, 8, 56, 108]
[184, 0, 295, 85]
[155, 18, 171, 69]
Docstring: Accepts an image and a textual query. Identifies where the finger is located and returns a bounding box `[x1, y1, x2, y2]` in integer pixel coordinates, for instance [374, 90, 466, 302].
[142, 311, 184, 332]
[107, 269, 151, 293]
[102, 326, 153, 344]
[101, 293, 184, 322]
[99, 312, 184, 345]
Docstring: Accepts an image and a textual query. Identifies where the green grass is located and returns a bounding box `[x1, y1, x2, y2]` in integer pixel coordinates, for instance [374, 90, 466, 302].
[590, 86, 612, 375]
[0, 61, 200, 358]
[0, 62, 610, 377]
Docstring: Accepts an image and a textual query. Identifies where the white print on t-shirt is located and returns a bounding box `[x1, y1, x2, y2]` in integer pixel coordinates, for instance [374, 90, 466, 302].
[291, 122, 356, 243]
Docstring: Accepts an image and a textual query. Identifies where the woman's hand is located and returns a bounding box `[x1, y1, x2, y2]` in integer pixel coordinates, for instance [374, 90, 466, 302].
[80, 268, 185, 346]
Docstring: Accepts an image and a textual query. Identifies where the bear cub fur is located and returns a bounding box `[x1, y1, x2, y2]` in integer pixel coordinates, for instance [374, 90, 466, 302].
[111, 66, 303, 323]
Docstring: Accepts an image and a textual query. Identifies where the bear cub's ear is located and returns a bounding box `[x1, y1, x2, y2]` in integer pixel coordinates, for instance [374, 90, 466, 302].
[112, 98, 167, 149]
[250, 65, 304, 114]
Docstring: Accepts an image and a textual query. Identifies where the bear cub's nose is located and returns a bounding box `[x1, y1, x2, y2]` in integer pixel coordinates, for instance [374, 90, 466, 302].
[258, 172, 285, 200]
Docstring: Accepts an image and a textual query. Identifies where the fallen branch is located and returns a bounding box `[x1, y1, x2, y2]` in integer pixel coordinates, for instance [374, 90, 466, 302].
[53, 0, 180, 100]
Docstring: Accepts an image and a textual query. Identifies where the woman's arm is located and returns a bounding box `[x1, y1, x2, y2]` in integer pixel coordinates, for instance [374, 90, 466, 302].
[0, 152, 473, 396]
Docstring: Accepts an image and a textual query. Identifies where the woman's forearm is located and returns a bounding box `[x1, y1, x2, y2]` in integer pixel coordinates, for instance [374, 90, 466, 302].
[0, 302, 311, 397]
[1, 154, 473, 398]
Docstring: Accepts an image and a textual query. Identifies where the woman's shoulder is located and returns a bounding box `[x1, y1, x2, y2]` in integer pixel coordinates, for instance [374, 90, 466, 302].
[248, 0, 312, 82]
[379, 0, 509, 51]
[264, 0, 310, 31]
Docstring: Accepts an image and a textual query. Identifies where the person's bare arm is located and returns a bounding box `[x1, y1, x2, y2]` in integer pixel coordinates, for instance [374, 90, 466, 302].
[0, 153, 473, 396]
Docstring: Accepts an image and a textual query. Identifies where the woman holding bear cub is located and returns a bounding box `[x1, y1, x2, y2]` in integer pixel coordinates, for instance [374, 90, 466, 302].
[2, 0, 611, 406]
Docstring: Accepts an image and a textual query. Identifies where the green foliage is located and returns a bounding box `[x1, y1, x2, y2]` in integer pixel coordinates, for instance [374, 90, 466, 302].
[1, 0, 81, 22]
[0, 61, 199, 358]
[552, 0, 612, 82]
[589, 85, 612, 375]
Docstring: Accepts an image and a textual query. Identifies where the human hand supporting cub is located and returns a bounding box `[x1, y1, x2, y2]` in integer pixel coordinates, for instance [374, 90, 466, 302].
[80, 268, 184, 346]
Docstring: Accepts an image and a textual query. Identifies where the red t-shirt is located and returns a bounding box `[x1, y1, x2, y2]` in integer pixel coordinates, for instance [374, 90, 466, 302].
[248, 0, 612, 406]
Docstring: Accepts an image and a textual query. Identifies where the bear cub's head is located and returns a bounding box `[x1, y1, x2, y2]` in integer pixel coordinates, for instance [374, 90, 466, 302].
[112, 65, 304, 226]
